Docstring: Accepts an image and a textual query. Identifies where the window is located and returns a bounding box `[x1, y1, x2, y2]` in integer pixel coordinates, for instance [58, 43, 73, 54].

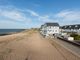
[75, 25, 78, 27]
[48, 30, 52, 32]
[55, 30, 57, 32]
[50, 26, 52, 28]
[44, 30, 47, 34]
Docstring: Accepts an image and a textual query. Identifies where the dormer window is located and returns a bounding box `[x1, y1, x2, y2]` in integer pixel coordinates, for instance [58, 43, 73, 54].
[65, 26, 67, 28]
[75, 25, 78, 27]
[69, 26, 71, 28]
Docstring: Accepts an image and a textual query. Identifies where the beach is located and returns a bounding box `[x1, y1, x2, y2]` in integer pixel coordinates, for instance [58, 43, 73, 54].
[0, 29, 66, 60]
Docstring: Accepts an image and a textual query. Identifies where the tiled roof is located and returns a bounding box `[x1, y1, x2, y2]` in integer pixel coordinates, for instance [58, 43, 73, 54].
[61, 24, 80, 29]
[45, 23, 59, 26]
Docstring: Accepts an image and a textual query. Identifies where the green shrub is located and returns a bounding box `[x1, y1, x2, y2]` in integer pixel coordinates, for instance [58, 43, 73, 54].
[70, 33, 78, 37]
[70, 33, 80, 40]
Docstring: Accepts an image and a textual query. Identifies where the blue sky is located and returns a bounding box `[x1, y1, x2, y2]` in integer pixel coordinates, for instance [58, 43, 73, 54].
[0, 0, 80, 29]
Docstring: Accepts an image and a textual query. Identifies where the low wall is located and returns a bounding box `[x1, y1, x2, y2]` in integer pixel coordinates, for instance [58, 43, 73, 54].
[50, 38, 80, 60]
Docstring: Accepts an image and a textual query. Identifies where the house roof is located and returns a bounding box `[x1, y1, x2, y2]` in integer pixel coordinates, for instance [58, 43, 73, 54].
[45, 23, 59, 26]
[61, 24, 80, 29]
[41, 25, 44, 28]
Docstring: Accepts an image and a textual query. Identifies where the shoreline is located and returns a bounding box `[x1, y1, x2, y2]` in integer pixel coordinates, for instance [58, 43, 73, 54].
[0, 32, 18, 36]
[0, 33, 11, 36]
[0, 29, 26, 36]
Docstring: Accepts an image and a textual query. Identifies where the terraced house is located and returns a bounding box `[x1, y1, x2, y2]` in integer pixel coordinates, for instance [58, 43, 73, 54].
[61, 24, 80, 34]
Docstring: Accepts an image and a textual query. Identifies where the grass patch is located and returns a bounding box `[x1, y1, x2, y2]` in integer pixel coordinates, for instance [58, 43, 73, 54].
[70, 33, 80, 40]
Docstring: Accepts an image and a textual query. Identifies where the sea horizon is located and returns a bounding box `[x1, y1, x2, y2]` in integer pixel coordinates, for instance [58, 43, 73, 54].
[0, 29, 25, 34]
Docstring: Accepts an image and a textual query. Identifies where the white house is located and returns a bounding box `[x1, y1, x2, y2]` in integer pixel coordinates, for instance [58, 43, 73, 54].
[61, 24, 80, 34]
[40, 23, 60, 37]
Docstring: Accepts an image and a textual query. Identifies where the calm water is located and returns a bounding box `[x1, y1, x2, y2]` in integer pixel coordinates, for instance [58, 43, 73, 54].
[0, 29, 25, 34]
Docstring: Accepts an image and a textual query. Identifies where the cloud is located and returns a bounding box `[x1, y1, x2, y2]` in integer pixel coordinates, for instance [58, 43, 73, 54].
[38, 15, 53, 22]
[27, 9, 39, 17]
[0, 6, 33, 28]
[0, 10, 25, 21]
[0, 6, 31, 23]
[55, 10, 80, 20]
[27, 9, 80, 25]
[54, 10, 80, 25]
[0, 20, 28, 29]
[0, 5, 80, 28]
[27, 9, 53, 22]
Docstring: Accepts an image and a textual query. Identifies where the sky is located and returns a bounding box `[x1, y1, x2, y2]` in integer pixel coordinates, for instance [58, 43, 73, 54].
[0, 0, 80, 29]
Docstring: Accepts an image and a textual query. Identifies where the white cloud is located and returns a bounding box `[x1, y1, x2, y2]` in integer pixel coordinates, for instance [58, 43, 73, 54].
[27, 9, 80, 25]
[38, 15, 52, 22]
[55, 10, 80, 25]
[1, 5, 80, 28]
[27, 9, 39, 17]
[0, 6, 31, 22]
[56, 10, 80, 20]
[0, 20, 28, 29]
[27, 9, 53, 22]
[0, 11, 25, 21]
[0, 6, 33, 28]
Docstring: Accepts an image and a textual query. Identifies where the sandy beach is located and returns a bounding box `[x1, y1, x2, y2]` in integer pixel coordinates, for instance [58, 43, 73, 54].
[0, 30, 66, 60]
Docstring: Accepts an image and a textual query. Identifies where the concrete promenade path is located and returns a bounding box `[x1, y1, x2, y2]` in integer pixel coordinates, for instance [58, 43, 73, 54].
[0, 31, 66, 60]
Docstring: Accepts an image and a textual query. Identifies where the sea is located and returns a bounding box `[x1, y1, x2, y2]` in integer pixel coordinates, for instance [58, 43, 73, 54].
[0, 29, 25, 34]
